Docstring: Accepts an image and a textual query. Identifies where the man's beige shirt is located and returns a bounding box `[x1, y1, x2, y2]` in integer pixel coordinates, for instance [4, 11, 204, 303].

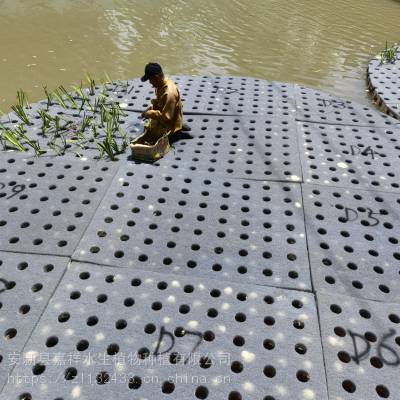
[149, 77, 183, 136]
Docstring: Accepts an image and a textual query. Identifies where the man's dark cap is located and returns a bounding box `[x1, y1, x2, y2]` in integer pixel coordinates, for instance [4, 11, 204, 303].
[141, 63, 163, 82]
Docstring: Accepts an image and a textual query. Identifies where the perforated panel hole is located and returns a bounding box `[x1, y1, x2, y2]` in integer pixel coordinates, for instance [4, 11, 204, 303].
[264, 365, 276, 378]
[296, 370, 310, 382]
[330, 304, 342, 314]
[4, 328, 17, 340]
[203, 331, 215, 341]
[370, 357, 383, 368]
[128, 376, 142, 390]
[337, 351, 351, 363]
[138, 347, 150, 359]
[342, 380, 356, 393]
[162, 381, 175, 393]
[116, 319, 127, 330]
[365, 331, 377, 342]
[87, 316, 98, 326]
[97, 371, 110, 384]
[264, 339, 275, 350]
[233, 336, 245, 346]
[19, 304, 30, 314]
[65, 367, 78, 380]
[46, 336, 59, 348]
[169, 352, 183, 364]
[376, 385, 390, 398]
[334, 327, 346, 337]
[293, 320, 305, 329]
[70, 291, 81, 300]
[231, 361, 244, 373]
[195, 386, 209, 399]
[32, 363, 46, 375]
[295, 343, 307, 354]
[235, 313, 246, 322]
[228, 392, 242, 400]
[264, 296, 274, 304]
[199, 356, 212, 369]
[76, 340, 89, 351]
[58, 312, 70, 323]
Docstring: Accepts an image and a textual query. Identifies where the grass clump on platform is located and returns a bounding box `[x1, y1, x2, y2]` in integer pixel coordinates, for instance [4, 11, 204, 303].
[379, 42, 399, 64]
[0, 73, 130, 160]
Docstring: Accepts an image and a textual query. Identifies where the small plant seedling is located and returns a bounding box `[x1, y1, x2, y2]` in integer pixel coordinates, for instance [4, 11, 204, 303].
[379, 41, 399, 64]
[37, 109, 53, 135]
[17, 89, 30, 108]
[59, 86, 78, 109]
[11, 104, 32, 125]
[14, 125, 45, 157]
[86, 73, 96, 95]
[43, 86, 54, 110]
[0, 126, 26, 151]
[52, 88, 68, 108]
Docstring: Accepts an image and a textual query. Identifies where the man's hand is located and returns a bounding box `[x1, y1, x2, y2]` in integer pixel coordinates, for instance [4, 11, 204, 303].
[141, 105, 153, 119]
[142, 110, 157, 119]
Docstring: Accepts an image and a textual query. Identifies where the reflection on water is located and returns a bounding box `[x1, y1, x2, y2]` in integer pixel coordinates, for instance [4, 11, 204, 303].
[0, 0, 399, 110]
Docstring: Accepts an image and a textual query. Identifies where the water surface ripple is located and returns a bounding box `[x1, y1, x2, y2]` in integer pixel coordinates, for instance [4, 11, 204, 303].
[0, 0, 399, 109]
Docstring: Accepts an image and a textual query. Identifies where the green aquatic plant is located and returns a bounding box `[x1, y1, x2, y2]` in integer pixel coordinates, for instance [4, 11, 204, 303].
[59, 86, 78, 109]
[37, 109, 53, 135]
[7, 73, 130, 160]
[380, 42, 399, 64]
[14, 125, 44, 157]
[17, 89, 29, 109]
[0, 126, 26, 151]
[52, 88, 67, 108]
[80, 114, 92, 133]
[72, 84, 89, 113]
[43, 86, 54, 110]
[96, 110, 127, 161]
[11, 104, 32, 125]
[97, 115, 118, 161]
[86, 74, 96, 95]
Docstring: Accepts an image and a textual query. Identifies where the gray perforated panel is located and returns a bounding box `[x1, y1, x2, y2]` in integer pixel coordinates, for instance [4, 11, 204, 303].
[160, 115, 302, 181]
[0, 153, 119, 255]
[303, 184, 400, 302]
[298, 121, 400, 192]
[295, 85, 400, 128]
[318, 292, 400, 400]
[1, 262, 328, 400]
[73, 164, 310, 290]
[0, 252, 67, 391]
[103, 76, 297, 117]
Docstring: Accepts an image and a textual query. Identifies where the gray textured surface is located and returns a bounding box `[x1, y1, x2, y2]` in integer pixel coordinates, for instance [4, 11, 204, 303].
[73, 163, 310, 290]
[2, 75, 400, 400]
[318, 292, 400, 400]
[0, 152, 119, 256]
[161, 114, 302, 181]
[0, 262, 328, 400]
[0, 252, 68, 391]
[104, 76, 297, 117]
[295, 84, 400, 128]
[298, 121, 400, 192]
[367, 53, 400, 119]
[303, 184, 400, 302]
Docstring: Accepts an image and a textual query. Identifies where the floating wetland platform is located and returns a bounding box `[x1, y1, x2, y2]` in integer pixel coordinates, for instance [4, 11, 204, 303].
[0, 76, 400, 400]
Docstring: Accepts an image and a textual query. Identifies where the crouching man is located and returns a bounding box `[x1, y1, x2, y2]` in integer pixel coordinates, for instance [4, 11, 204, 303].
[130, 63, 183, 159]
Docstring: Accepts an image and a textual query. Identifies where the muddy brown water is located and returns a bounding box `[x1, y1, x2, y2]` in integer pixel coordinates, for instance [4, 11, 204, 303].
[0, 0, 399, 111]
